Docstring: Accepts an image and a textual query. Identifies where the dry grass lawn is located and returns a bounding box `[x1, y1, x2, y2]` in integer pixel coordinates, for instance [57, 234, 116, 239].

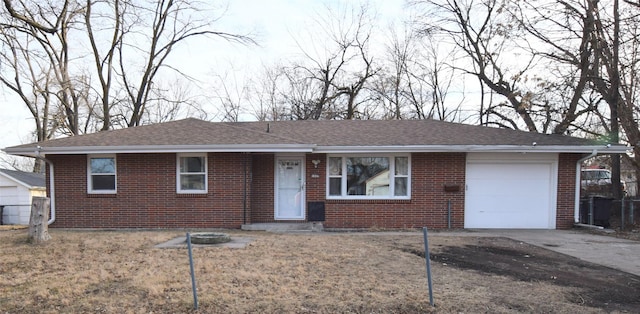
[0, 229, 629, 313]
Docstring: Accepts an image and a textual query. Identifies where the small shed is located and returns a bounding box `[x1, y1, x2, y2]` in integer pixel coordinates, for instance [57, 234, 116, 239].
[0, 169, 46, 225]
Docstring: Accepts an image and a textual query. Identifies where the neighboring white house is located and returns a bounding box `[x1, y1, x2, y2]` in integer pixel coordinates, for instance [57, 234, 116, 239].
[365, 170, 390, 196]
[0, 169, 46, 225]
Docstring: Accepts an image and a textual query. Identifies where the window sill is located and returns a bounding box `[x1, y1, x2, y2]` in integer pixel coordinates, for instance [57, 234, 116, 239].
[87, 193, 117, 198]
[176, 193, 209, 198]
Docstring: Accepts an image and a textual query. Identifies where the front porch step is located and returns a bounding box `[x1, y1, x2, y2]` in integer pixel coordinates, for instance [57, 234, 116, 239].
[241, 222, 323, 232]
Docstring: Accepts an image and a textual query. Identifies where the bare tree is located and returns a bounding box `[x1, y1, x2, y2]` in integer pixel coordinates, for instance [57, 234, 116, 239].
[210, 70, 250, 122]
[0, 27, 55, 144]
[1, 0, 86, 138]
[414, 0, 534, 131]
[509, 0, 607, 136]
[2, 0, 59, 33]
[1, 0, 255, 146]
[514, 0, 640, 197]
[414, 0, 639, 195]
[275, 3, 379, 120]
[413, 0, 598, 133]
[85, 0, 123, 131]
[143, 78, 207, 124]
[246, 65, 288, 121]
[0, 153, 35, 172]
[0, 0, 90, 171]
[586, 0, 640, 197]
[117, 0, 254, 127]
[371, 26, 463, 121]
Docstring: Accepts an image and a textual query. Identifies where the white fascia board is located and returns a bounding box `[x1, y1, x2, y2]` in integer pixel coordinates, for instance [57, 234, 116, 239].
[4, 144, 315, 156]
[314, 145, 631, 154]
[5, 144, 630, 156]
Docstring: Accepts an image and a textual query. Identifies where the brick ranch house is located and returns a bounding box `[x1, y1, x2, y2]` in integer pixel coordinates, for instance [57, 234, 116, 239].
[3, 118, 628, 230]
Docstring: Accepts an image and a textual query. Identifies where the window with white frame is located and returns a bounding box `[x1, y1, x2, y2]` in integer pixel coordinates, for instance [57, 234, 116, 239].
[88, 155, 117, 193]
[177, 154, 207, 193]
[327, 154, 410, 199]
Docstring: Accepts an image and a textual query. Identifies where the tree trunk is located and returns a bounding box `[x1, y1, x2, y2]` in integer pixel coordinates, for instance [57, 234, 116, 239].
[28, 197, 51, 244]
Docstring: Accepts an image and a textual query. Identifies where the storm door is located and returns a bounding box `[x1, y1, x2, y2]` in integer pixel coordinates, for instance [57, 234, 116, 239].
[275, 157, 305, 220]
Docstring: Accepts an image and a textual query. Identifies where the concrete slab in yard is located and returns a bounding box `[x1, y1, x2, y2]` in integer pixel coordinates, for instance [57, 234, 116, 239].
[241, 222, 323, 232]
[155, 236, 253, 249]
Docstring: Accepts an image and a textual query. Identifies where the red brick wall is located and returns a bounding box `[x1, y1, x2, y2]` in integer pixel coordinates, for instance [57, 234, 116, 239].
[250, 154, 275, 223]
[248, 152, 467, 228]
[556, 153, 580, 229]
[48, 153, 251, 228]
[47, 151, 580, 229]
[305, 153, 326, 203]
[323, 153, 466, 229]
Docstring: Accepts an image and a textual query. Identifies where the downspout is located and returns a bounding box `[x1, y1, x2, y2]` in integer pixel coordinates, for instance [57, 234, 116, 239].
[242, 153, 254, 225]
[35, 147, 55, 225]
[575, 150, 597, 223]
[243, 153, 247, 225]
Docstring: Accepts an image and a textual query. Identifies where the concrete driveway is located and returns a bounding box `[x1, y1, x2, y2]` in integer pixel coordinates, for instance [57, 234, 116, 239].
[449, 229, 640, 276]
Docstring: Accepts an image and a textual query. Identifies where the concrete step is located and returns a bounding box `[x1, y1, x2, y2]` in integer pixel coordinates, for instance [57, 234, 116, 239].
[241, 222, 323, 232]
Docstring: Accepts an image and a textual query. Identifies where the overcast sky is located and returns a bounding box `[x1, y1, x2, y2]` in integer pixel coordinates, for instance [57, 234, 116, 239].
[0, 0, 409, 161]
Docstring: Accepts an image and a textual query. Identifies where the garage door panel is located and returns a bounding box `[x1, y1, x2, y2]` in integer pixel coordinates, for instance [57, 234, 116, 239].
[468, 212, 547, 229]
[465, 162, 556, 229]
[467, 163, 551, 179]
[469, 182, 550, 201]
[466, 200, 550, 227]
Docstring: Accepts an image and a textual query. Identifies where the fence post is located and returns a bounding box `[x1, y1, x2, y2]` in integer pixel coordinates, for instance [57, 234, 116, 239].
[588, 196, 594, 225]
[422, 227, 435, 306]
[187, 233, 198, 310]
[621, 198, 625, 228]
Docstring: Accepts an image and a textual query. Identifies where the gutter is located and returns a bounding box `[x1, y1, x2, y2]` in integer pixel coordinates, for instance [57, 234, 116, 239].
[6, 144, 629, 156]
[313, 144, 629, 154]
[575, 150, 598, 223]
[5, 144, 315, 156]
[34, 147, 55, 225]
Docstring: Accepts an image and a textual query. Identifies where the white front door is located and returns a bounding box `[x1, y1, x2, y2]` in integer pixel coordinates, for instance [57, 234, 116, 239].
[275, 157, 305, 220]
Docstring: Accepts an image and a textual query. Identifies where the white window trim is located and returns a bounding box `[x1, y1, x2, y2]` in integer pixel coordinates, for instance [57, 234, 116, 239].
[176, 153, 208, 194]
[87, 154, 117, 194]
[326, 154, 411, 200]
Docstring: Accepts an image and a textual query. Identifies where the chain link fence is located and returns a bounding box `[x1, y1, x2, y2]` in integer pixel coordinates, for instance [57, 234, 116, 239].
[580, 197, 640, 229]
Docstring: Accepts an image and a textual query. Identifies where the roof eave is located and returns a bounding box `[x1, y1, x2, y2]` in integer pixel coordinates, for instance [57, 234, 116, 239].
[0, 171, 43, 189]
[3, 144, 316, 156]
[5, 144, 630, 156]
[314, 145, 631, 154]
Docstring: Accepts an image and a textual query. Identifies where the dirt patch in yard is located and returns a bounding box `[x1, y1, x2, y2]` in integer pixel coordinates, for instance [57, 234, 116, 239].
[394, 236, 640, 312]
[1, 229, 639, 313]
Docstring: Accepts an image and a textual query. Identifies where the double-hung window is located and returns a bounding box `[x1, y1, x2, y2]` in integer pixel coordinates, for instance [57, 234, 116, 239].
[177, 154, 207, 193]
[327, 154, 410, 199]
[87, 155, 117, 194]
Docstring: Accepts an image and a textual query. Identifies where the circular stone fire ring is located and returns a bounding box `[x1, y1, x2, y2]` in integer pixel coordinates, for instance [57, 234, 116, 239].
[189, 233, 231, 245]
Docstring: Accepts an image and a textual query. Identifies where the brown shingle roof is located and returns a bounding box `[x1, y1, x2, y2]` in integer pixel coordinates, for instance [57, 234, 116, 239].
[0, 168, 45, 188]
[233, 119, 599, 146]
[3, 118, 628, 155]
[15, 118, 305, 147]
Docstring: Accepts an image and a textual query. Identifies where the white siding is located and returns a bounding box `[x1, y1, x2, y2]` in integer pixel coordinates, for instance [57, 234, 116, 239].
[0, 176, 44, 225]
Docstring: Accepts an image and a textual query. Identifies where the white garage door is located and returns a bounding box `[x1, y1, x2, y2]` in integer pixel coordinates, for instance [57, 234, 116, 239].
[465, 155, 558, 229]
